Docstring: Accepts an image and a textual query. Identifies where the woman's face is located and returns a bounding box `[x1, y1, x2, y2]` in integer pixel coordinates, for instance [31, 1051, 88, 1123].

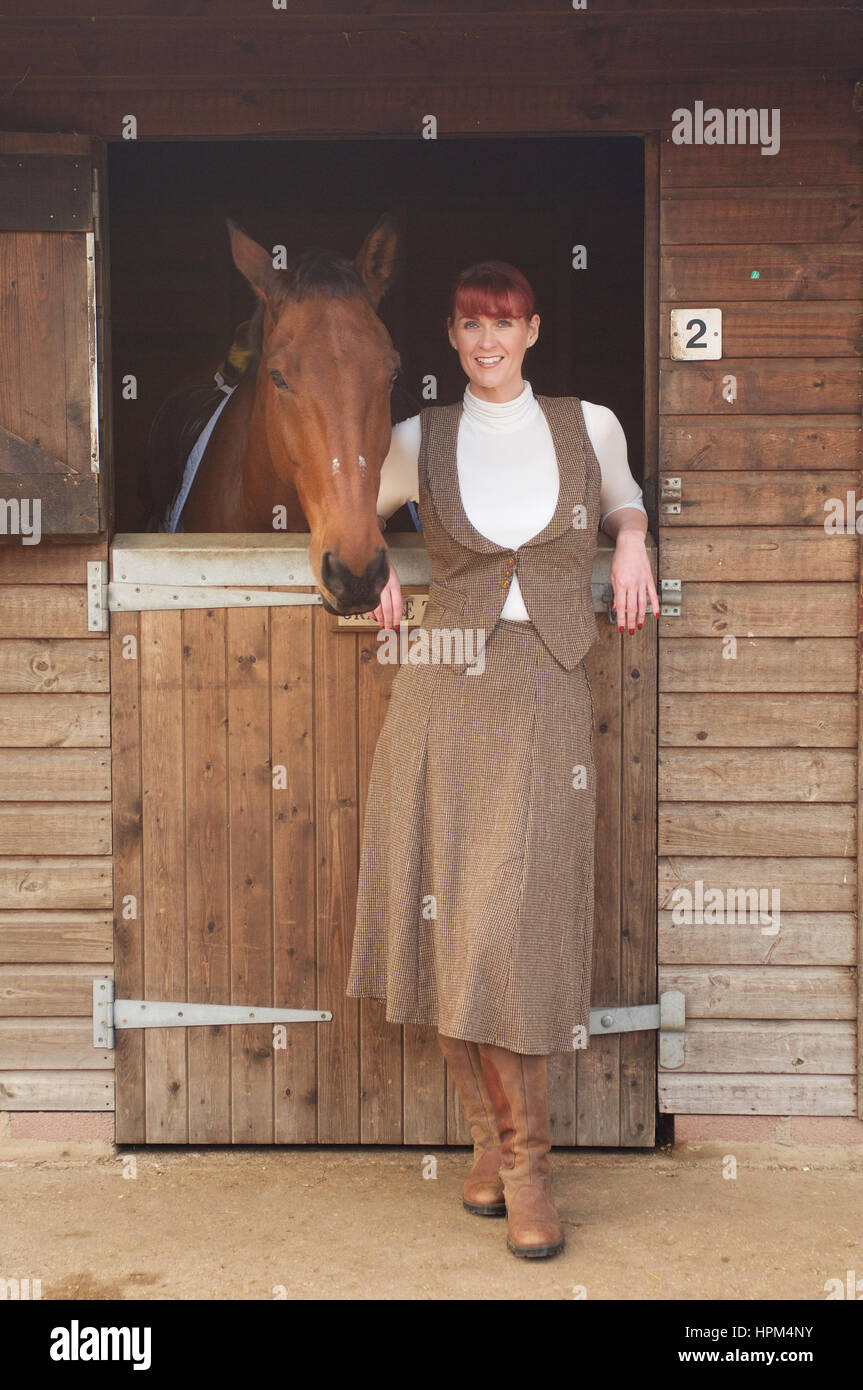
[447, 309, 540, 402]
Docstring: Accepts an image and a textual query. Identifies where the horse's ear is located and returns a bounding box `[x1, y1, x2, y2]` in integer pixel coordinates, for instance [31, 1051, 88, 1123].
[227, 219, 282, 303]
[354, 214, 401, 309]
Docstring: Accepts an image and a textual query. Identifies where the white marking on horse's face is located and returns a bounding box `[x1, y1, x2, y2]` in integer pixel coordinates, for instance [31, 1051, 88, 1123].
[358, 455, 367, 473]
[331, 457, 340, 475]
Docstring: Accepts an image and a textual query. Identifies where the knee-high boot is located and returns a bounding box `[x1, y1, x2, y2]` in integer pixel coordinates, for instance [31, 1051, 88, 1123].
[436, 1032, 506, 1216]
[477, 1042, 565, 1258]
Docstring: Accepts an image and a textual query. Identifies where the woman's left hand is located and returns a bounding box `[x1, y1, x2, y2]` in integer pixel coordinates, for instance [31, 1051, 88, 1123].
[609, 530, 660, 634]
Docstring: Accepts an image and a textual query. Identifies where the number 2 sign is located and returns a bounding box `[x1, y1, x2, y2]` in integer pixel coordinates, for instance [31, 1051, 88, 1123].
[670, 308, 722, 360]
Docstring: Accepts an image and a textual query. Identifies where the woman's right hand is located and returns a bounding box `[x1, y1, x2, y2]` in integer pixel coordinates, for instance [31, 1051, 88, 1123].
[366, 562, 404, 630]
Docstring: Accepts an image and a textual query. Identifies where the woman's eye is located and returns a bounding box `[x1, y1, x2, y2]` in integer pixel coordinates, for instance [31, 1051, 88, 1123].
[269, 370, 290, 391]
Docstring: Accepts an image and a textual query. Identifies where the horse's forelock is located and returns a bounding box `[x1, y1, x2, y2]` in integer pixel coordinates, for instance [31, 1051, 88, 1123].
[285, 248, 369, 303]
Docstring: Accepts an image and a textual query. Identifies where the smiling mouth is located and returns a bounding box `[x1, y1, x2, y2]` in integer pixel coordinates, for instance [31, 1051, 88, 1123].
[475, 356, 504, 366]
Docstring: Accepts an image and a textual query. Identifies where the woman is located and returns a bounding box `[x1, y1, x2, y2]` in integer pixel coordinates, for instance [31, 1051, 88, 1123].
[347, 261, 659, 1259]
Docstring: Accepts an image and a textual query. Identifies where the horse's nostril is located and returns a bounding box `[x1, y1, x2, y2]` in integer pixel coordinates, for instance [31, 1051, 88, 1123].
[320, 550, 337, 590]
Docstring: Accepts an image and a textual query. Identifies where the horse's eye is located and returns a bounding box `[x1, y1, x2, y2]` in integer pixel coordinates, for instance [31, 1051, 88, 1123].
[270, 370, 290, 392]
[389, 367, 401, 387]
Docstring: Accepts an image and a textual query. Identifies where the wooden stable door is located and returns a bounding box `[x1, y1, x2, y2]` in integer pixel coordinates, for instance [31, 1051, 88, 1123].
[111, 536, 656, 1145]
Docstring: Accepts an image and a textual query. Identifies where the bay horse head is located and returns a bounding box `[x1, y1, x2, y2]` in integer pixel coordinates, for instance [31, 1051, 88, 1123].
[227, 215, 402, 615]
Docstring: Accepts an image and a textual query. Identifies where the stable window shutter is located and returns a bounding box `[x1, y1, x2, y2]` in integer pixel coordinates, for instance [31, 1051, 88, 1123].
[0, 133, 104, 534]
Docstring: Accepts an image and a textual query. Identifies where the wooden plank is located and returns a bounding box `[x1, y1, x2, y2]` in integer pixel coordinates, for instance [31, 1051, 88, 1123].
[660, 528, 857, 581]
[0, 963, 107, 1015]
[0, 909, 111, 963]
[16, 228, 68, 475]
[659, 1073, 855, 1115]
[0, 540, 105, 583]
[574, 620, 621, 1146]
[356, 626, 404, 1144]
[660, 359, 862, 414]
[659, 912, 855, 966]
[660, 693, 856, 747]
[0, 1070, 113, 1110]
[314, 607, 360, 1143]
[0, 693, 109, 746]
[659, 749, 856, 803]
[24, 474, 220, 534]
[0, 587, 90, 638]
[403, 1024, 446, 1147]
[674, 1019, 856, 1074]
[663, 583, 856, 639]
[660, 304, 863, 359]
[659, 803, 854, 857]
[739, 439, 859, 512]
[0, 233, 24, 447]
[226, 607, 273, 1143]
[272, 604, 318, 1144]
[6, 1, 851, 16]
[184, 607, 231, 1145]
[0, 748, 110, 800]
[0, 640, 108, 693]
[0, 17, 859, 81]
[0, 856, 111, 909]
[662, 189, 863, 244]
[0, 805, 110, 854]
[659, 857, 855, 913]
[662, 244, 863, 303]
[661, 471, 860, 526]
[659, 965, 856, 1019]
[661, 133, 863, 189]
[110, 608, 145, 1144]
[620, 575, 657, 1146]
[659, 639, 856, 693]
[140, 609, 187, 1142]
[61, 233, 91, 479]
[0, 428, 68, 474]
[0, 1018, 112, 1069]
[0, 79, 854, 143]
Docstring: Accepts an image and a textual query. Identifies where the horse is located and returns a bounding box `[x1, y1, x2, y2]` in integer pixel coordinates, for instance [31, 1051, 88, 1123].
[144, 215, 402, 616]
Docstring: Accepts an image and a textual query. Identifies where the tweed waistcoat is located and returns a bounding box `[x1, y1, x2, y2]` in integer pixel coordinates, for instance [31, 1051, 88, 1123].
[416, 393, 602, 671]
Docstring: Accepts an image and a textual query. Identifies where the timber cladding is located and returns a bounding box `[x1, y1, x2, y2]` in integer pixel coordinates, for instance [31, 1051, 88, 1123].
[0, 2, 861, 1137]
[657, 125, 863, 1119]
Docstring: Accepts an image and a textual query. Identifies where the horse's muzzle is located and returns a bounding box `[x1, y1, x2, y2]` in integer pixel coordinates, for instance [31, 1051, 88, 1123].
[319, 546, 389, 615]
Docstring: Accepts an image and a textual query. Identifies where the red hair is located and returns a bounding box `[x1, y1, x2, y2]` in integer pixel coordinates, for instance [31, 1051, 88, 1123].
[448, 261, 535, 323]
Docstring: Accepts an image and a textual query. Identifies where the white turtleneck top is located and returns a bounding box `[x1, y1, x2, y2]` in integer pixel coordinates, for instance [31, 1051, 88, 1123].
[377, 380, 647, 620]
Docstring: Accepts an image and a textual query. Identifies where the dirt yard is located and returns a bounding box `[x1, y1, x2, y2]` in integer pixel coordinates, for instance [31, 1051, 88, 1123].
[1, 1140, 861, 1301]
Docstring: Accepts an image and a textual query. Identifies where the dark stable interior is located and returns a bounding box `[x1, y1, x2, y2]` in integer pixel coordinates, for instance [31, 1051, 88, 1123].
[107, 136, 645, 534]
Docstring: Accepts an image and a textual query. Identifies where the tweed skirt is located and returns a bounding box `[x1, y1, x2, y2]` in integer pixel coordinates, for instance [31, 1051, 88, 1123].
[346, 615, 597, 1055]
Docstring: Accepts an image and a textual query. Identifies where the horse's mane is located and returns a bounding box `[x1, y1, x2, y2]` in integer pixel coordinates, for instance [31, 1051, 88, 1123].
[239, 250, 368, 380]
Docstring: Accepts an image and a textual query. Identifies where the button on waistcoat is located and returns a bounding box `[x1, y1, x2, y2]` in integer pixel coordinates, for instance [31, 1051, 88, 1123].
[416, 394, 602, 672]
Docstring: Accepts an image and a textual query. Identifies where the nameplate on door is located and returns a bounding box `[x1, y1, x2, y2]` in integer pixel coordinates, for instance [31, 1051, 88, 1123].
[336, 594, 429, 629]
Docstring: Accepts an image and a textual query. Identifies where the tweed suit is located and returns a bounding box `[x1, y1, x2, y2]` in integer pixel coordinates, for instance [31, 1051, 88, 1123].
[346, 395, 602, 1054]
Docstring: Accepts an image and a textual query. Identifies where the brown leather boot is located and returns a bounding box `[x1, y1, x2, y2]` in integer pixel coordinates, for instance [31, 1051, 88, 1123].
[437, 1032, 506, 1216]
[477, 1042, 565, 1258]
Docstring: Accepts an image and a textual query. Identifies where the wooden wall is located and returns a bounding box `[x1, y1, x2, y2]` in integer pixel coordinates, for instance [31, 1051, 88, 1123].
[0, 2, 861, 1128]
[0, 540, 114, 1113]
[657, 127, 863, 1115]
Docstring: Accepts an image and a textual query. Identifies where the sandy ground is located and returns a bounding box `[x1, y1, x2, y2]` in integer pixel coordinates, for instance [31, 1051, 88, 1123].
[1, 1140, 861, 1301]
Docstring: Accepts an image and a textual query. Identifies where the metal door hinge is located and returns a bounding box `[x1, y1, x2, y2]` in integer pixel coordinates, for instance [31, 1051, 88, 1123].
[660, 578, 681, 617]
[660, 476, 681, 514]
[88, 560, 108, 632]
[93, 978, 331, 1049]
[590, 989, 686, 1069]
[107, 583, 324, 613]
